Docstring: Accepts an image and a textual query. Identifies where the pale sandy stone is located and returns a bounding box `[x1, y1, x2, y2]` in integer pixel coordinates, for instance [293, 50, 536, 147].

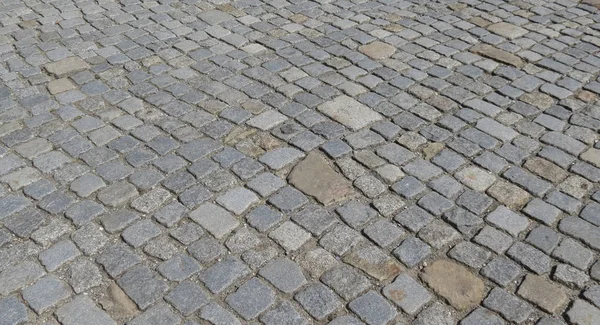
[421, 260, 485, 311]
[318, 95, 382, 131]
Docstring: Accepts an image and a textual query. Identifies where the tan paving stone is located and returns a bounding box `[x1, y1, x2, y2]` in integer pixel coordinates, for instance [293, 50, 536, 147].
[44, 57, 89, 77]
[289, 152, 355, 206]
[358, 41, 396, 59]
[455, 166, 496, 192]
[517, 274, 568, 314]
[318, 95, 382, 131]
[487, 181, 531, 210]
[487, 22, 528, 39]
[344, 246, 403, 281]
[471, 44, 525, 67]
[47, 78, 76, 94]
[421, 260, 485, 310]
[524, 157, 569, 183]
[520, 92, 555, 109]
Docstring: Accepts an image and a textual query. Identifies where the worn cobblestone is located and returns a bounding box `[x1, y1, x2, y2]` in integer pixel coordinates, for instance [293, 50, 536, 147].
[1, 0, 600, 323]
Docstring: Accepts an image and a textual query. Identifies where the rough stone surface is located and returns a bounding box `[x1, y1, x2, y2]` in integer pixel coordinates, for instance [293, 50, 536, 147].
[471, 44, 525, 68]
[567, 299, 600, 325]
[55, 296, 116, 325]
[318, 95, 382, 131]
[44, 57, 89, 77]
[288, 153, 354, 206]
[359, 41, 396, 59]
[517, 274, 568, 314]
[1, 1, 600, 323]
[421, 260, 485, 311]
[487, 22, 528, 39]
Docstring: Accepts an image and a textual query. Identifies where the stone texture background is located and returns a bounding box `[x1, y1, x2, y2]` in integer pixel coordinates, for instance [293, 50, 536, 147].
[1, 0, 600, 324]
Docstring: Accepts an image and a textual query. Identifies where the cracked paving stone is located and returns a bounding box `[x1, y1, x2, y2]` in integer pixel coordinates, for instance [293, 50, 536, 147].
[200, 302, 241, 325]
[567, 299, 600, 325]
[481, 256, 522, 287]
[130, 187, 172, 214]
[97, 182, 139, 207]
[322, 264, 370, 301]
[97, 243, 142, 278]
[55, 296, 116, 325]
[165, 281, 209, 316]
[268, 186, 309, 212]
[157, 253, 201, 282]
[226, 277, 275, 320]
[260, 301, 308, 325]
[414, 302, 456, 325]
[128, 303, 180, 325]
[461, 308, 506, 325]
[117, 265, 168, 310]
[344, 245, 403, 282]
[507, 242, 551, 275]
[0, 260, 46, 296]
[199, 257, 250, 294]
[383, 273, 432, 315]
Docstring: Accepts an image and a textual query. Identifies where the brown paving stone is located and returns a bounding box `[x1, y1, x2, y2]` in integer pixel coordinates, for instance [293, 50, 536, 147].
[487, 22, 528, 39]
[421, 260, 485, 311]
[524, 157, 569, 183]
[44, 57, 89, 77]
[289, 152, 355, 206]
[470, 44, 525, 67]
[487, 181, 531, 210]
[520, 93, 555, 110]
[358, 41, 396, 59]
[344, 246, 403, 282]
[47, 78, 77, 95]
[517, 274, 568, 314]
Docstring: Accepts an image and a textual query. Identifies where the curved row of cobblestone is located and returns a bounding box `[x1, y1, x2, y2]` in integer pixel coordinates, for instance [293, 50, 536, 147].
[2, 0, 600, 324]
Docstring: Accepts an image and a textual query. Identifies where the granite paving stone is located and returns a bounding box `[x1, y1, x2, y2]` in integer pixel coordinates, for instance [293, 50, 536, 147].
[1, 0, 600, 323]
[383, 273, 432, 315]
[484, 288, 535, 324]
[0, 296, 28, 325]
[55, 296, 116, 325]
[22, 275, 71, 314]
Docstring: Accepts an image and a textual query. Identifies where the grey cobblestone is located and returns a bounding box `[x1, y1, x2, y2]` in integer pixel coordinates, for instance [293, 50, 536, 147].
[1, 0, 600, 323]
[23, 275, 71, 314]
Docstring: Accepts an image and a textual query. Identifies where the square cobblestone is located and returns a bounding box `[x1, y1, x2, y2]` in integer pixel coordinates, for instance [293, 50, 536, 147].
[2, 2, 600, 323]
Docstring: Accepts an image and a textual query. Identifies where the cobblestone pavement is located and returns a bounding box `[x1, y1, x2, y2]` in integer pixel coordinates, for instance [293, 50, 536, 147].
[4, 0, 600, 324]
